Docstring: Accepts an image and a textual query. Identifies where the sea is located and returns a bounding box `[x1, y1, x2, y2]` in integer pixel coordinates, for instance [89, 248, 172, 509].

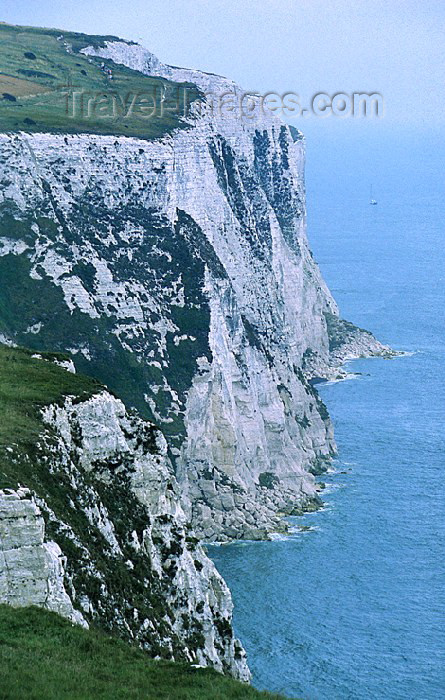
[209, 129, 445, 700]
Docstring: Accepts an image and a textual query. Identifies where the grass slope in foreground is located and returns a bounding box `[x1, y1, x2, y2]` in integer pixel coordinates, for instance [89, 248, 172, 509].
[0, 22, 200, 140]
[0, 606, 288, 700]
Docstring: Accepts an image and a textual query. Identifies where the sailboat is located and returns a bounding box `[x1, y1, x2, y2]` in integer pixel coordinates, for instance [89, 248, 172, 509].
[369, 184, 378, 205]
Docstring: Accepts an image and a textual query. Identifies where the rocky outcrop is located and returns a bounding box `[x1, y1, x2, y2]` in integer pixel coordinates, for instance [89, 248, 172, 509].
[301, 312, 395, 382]
[0, 488, 86, 626]
[0, 382, 249, 680]
[0, 32, 387, 542]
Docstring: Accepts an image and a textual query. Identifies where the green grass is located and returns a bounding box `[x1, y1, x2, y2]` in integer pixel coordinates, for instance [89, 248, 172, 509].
[0, 606, 289, 700]
[0, 344, 100, 450]
[0, 22, 200, 140]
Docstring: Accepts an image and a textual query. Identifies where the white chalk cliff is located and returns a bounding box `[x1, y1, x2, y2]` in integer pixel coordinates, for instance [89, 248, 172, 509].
[0, 381, 249, 680]
[0, 488, 86, 627]
[0, 35, 391, 548]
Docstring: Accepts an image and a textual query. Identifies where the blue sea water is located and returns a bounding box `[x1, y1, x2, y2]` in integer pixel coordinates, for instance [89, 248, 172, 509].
[209, 132, 445, 699]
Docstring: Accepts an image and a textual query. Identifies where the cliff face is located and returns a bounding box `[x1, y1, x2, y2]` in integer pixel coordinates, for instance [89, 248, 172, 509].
[0, 350, 249, 679]
[0, 488, 86, 627]
[0, 34, 389, 542]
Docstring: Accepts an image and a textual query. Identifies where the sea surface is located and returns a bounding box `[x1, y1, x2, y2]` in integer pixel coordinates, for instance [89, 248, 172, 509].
[209, 132, 445, 699]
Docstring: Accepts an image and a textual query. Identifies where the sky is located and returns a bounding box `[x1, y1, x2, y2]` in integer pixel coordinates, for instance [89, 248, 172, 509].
[1, 1, 443, 198]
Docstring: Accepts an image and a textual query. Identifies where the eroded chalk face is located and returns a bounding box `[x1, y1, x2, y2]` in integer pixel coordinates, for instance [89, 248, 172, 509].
[0, 386, 250, 681]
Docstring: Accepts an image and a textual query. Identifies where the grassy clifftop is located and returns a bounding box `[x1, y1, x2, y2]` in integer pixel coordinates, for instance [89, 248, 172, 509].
[0, 22, 199, 139]
[0, 345, 99, 452]
[0, 345, 102, 493]
[0, 606, 288, 700]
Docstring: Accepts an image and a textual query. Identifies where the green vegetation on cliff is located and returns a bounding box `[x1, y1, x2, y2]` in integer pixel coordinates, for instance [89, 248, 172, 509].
[0, 347, 189, 653]
[0, 22, 200, 139]
[0, 207, 224, 448]
[0, 344, 100, 452]
[0, 606, 288, 700]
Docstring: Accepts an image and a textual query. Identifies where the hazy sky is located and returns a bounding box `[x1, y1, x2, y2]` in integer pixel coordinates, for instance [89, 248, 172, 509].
[1, 0, 443, 138]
